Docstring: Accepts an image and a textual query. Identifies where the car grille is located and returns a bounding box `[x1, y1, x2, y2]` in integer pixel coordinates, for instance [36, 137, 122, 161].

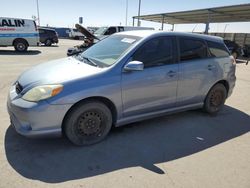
[15, 82, 23, 94]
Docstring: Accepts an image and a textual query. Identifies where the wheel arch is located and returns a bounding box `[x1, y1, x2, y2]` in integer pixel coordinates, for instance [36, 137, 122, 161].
[62, 96, 118, 134]
[12, 38, 29, 46]
[206, 80, 229, 100]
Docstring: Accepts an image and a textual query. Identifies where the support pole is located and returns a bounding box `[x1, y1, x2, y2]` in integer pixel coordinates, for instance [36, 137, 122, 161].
[161, 15, 165, 30]
[132, 17, 135, 26]
[205, 10, 211, 34]
[137, 0, 141, 26]
[172, 24, 175, 31]
[36, 0, 40, 26]
[125, 0, 128, 26]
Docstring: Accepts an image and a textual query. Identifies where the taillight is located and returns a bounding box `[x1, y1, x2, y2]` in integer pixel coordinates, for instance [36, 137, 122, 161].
[231, 56, 236, 65]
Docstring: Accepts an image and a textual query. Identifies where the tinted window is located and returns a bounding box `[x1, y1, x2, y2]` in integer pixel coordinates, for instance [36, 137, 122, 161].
[105, 27, 116, 35]
[118, 27, 124, 32]
[208, 41, 230, 57]
[179, 38, 208, 61]
[132, 37, 174, 68]
[39, 29, 45, 34]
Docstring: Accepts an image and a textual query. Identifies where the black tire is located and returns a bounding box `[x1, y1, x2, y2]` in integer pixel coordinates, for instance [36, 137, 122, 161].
[45, 39, 52, 46]
[64, 101, 112, 146]
[14, 40, 28, 52]
[203, 83, 227, 115]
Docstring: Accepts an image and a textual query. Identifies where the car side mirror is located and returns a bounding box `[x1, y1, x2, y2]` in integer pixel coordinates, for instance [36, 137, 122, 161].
[124, 61, 144, 71]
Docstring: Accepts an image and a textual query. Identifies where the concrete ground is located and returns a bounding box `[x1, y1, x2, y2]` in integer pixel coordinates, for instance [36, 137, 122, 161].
[0, 39, 249, 188]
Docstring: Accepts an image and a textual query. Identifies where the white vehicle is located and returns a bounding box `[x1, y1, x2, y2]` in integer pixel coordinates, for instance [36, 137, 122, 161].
[68, 28, 85, 39]
[0, 17, 39, 52]
[94, 26, 154, 38]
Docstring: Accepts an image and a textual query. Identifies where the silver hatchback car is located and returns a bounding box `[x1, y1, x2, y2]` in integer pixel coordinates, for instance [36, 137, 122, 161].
[7, 31, 236, 145]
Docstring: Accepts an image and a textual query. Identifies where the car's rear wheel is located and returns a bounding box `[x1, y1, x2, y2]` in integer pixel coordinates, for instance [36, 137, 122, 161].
[203, 83, 227, 115]
[45, 39, 52, 46]
[64, 101, 112, 146]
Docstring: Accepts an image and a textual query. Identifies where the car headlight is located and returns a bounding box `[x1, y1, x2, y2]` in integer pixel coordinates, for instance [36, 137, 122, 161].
[22, 84, 63, 102]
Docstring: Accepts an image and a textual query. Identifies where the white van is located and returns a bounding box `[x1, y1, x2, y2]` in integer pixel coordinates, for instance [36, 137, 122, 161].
[0, 17, 39, 52]
[94, 26, 154, 38]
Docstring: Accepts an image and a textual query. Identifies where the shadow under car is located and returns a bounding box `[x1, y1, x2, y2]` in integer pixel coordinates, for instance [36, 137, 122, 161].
[4, 105, 250, 183]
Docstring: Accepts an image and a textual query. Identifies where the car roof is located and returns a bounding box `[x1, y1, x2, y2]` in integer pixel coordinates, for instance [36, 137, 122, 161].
[116, 30, 223, 43]
[38, 28, 56, 32]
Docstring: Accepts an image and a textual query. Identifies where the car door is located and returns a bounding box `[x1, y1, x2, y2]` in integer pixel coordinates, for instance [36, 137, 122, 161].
[176, 37, 217, 106]
[38, 29, 46, 43]
[121, 36, 179, 117]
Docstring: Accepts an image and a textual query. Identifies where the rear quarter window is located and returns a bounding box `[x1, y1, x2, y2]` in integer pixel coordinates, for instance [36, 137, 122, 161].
[207, 41, 230, 57]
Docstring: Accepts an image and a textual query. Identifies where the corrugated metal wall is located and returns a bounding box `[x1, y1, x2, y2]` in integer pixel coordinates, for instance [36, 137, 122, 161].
[209, 33, 250, 46]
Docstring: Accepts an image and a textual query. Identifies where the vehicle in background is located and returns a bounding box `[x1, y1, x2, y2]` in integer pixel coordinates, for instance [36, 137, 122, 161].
[67, 24, 154, 56]
[224, 39, 242, 59]
[8, 31, 236, 146]
[87, 27, 99, 34]
[242, 44, 250, 57]
[68, 28, 85, 40]
[67, 24, 100, 56]
[94, 26, 154, 39]
[0, 17, 39, 52]
[38, 28, 58, 46]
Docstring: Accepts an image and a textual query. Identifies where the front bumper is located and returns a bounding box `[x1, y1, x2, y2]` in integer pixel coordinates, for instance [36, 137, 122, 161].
[7, 85, 72, 138]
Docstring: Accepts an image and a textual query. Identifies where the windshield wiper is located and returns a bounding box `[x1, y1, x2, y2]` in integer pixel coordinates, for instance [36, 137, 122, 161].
[79, 56, 98, 67]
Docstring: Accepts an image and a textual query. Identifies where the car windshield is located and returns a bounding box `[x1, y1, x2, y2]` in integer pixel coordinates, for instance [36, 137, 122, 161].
[80, 35, 141, 67]
[94, 27, 108, 35]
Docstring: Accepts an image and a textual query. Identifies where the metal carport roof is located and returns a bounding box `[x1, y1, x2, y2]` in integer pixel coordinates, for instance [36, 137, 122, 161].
[133, 3, 250, 33]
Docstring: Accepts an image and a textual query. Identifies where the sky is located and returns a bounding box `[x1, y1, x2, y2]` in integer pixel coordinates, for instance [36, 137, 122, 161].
[1, 0, 250, 33]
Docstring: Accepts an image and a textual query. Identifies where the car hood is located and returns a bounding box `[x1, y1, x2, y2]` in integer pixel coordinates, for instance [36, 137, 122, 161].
[18, 57, 102, 88]
[75, 24, 100, 41]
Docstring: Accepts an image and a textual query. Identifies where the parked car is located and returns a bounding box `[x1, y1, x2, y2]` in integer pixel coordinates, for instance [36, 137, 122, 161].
[67, 24, 100, 56]
[224, 40, 242, 59]
[67, 24, 154, 56]
[7, 31, 236, 146]
[38, 28, 58, 46]
[94, 26, 154, 38]
[0, 17, 39, 52]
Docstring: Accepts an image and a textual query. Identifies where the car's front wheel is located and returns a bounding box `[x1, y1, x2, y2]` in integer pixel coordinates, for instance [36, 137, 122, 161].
[203, 83, 227, 115]
[64, 101, 112, 146]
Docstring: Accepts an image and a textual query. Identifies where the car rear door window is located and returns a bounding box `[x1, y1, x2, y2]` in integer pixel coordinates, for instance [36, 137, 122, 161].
[207, 41, 230, 57]
[179, 37, 208, 61]
[132, 37, 175, 68]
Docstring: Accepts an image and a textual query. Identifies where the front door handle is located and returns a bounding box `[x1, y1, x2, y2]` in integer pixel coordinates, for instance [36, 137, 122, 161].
[167, 70, 177, 77]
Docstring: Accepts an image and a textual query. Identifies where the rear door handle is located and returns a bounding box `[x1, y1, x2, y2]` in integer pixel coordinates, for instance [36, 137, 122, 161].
[207, 64, 216, 70]
[167, 70, 177, 77]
